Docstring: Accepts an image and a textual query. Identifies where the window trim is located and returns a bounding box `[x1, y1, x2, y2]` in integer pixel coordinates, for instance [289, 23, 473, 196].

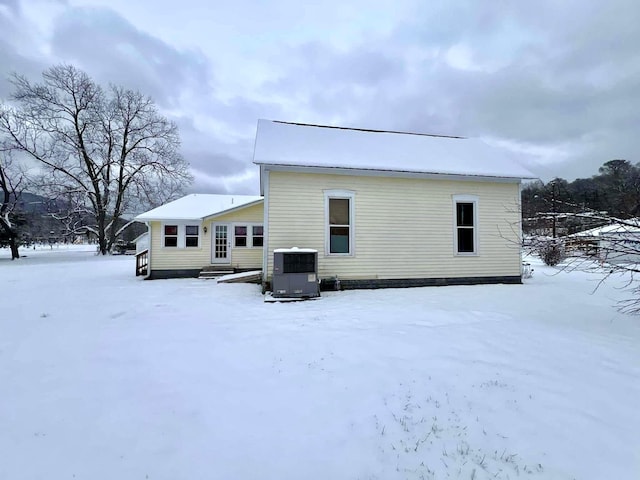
[161, 222, 202, 249]
[234, 225, 248, 248]
[324, 189, 355, 256]
[252, 225, 264, 247]
[452, 194, 479, 256]
[232, 223, 264, 248]
[163, 224, 179, 248]
[185, 225, 200, 248]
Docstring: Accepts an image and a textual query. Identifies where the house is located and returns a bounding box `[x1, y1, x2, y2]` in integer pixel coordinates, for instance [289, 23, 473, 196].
[569, 221, 640, 264]
[253, 120, 536, 289]
[136, 120, 536, 287]
[135, 194, 264, 279]
[134, 232, 149, 254]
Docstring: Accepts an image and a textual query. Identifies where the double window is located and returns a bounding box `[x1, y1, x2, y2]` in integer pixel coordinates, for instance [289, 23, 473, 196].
[233, 224, 264, 248]
[325, 190, 354, 255]
[453, 195, 478, 255]
[163, 224, 200, 248]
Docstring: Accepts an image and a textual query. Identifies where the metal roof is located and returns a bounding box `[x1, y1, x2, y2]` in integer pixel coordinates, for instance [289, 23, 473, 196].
[253, 120, 537, 179]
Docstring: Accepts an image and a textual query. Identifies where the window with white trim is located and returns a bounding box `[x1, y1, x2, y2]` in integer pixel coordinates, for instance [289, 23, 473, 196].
[252, 225, 264, 247]
[325, 190, 354, 255]
[185, 225, 199, 247]
[234, 226, 248, 247]
[163, 223, 202, 248]
[453, 196, 478, 255]
[233, 224, 264, 248]
[164, 225, 178, 247]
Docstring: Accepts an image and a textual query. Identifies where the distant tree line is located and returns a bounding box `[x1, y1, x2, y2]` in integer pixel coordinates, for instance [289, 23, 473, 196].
[522, 159, 640, 236]
[0, 190, 146, 249]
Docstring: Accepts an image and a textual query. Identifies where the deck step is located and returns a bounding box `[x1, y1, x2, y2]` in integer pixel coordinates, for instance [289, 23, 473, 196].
[200, 265, 235, 272]
[199, 270, 234, 279]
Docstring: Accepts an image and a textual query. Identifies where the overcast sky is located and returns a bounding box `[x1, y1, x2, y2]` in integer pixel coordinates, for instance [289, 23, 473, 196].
[1, 0, 638, 194]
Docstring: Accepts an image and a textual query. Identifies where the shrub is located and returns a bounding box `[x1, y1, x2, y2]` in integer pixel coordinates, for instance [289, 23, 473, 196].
[537, 239, 565, 266]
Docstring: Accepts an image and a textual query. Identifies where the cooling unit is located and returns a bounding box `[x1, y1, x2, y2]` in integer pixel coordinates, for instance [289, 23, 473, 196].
[272, 248, 320, 298]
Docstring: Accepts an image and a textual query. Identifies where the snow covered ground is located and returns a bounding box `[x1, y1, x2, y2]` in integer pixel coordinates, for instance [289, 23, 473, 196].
[1, 248, 639, 480]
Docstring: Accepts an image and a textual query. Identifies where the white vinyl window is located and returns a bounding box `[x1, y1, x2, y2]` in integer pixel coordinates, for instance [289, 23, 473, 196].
[185, 225, 199, 247]
[162, 223, 201, 249]
[325, 190, 355, 255]
[453, 195, 479, 255]
[252, 225, 264, 247]
[233, 224, 264, 248]
[234, 225, 248, 247]
[164, 225, 178, 247]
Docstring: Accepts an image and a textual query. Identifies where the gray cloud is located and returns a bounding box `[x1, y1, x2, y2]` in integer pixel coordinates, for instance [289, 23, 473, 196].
[187, 151, 247, 178]
[0, 0, 20, 12]
[0, 3, 49, 98]
[250, 0, 640, 180]
[2, 0, 639, 189]
[0, 2, 273, 193]
[49, 5, 213, 110]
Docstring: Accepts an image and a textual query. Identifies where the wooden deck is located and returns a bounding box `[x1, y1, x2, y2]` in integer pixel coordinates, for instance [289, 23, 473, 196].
[135, 249, 148, 276]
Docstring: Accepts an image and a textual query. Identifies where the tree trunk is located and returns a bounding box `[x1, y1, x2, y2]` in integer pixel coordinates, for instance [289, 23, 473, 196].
[9, 236, 19, 259]
[0, 217, 20, 259]
[99, 236, 108, 255]
[97, 211, 108, 255]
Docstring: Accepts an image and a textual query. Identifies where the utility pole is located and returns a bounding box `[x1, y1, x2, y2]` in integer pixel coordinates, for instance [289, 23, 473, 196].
[551, 181, 557, 238]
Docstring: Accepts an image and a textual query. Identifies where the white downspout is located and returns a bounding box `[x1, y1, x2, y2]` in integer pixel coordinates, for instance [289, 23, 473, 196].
[145, 221, 152, 279]
[261, 167, 270, 288]
[518, 181, 524, 280]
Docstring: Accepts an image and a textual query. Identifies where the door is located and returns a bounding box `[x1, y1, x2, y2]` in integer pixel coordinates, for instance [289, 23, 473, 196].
[211, 223, 231, 264]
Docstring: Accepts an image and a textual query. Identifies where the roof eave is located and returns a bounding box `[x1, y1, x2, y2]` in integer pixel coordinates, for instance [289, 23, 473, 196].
[134, 198, 264, 223]
[133, 216, 204, 222]
[255, 162, 537, 182]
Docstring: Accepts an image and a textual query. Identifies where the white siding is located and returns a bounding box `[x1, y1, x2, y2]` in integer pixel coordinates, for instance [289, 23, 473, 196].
[150, 202, 264, 271]
[150, 221, 206, 270]
[213, 203, 264, 269]
[266, 171, 522, 281]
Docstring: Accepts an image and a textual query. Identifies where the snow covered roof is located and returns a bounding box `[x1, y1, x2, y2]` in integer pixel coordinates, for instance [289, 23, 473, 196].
[135, 194, 263, 221]
[133, 232, 149, 244]
[570, 221, 640, 237]
[253, 120, 537, 179]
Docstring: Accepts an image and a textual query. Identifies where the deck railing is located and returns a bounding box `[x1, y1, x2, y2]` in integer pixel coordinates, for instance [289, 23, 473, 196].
[136, 249, 149, 277]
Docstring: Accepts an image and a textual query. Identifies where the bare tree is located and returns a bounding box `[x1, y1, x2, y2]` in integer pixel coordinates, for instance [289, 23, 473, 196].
[0, 149, 25, 259]
[0, 64, 192, 254]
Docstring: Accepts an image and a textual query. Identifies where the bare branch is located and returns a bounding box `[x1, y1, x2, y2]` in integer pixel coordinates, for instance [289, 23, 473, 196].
[0, 64, 192, 254]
